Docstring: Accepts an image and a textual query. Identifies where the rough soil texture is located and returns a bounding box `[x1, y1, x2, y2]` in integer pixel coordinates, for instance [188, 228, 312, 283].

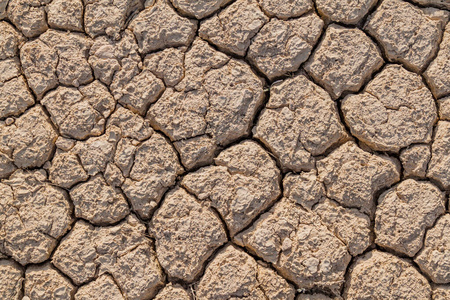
[1, 0, 450, 299]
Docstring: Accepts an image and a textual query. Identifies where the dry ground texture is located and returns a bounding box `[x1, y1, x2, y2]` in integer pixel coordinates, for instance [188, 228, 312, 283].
[1, 0, 450, 299]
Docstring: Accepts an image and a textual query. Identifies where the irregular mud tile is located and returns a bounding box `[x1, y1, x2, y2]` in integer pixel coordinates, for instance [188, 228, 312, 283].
[254, 75, 347, 173]
[117, 70, 165, 116]
[342, 65, 437, 152]
[47, 0, 83, 31]
[42, 82, 115, 139]
[89, 30, 141, 87]
[412, 0, 450, 9]
[149, 39, 264, 169]
[49, 150, 89, 189]
[1, 170, 73, 265]
[72, 126, 121, 176]
[433, 285, 450, 300]
[196, 244, 295, 300]
[247, 14, 324, 80]
[113, 137, 138, 178]
[154, 283, 191, 300]
[400, 144, 431, 178]
[427, 121, 450, 189]
[170, 0, 232, 19]
[75, 274, 124, 300]
[283, 171, 326, 210]
[438, 97, 450, 120]
[297, 294, 336, 300]
[0, 58, 21, 83]
[0, 259, 23, 300]
[0, 150, 16, 179]
[234, 198, 351, 295]
[199, 0, 269, 56]
[316, 141, 400, 216]
[375, 179, 445, 256]
[70, 175, 130, 225]
[144, 47, 185, 87]
[0, 21, 25, 60]
[104, 162, 125, 188]
[108, 106, 154, 141]
[313, 199, 372, 256]
[344, 250, 432, 299]
[150, 187, 227, 282]
[0, 105, 57, 169]
[315, 0, 377, 24]
[129, 0, 197, 54]
[122, 133, 183, 218]
[25, 263, 75, 300]
[7, 0, 49, 37]
[415, 214, 450, 283]
[304, 24, 384, 99]
[425, 23, 450, 99]
[182, 141, 281, 235]
[257, 0, 313, 19]
[0, 76, 34, 119]
[84, 0, 143, 38]
[365, 0, 449, 72]
[53, 215, 165, 298]
[173, 135, 218, 170]
[21, 30, 93, 98]
[0, 0, 7, 19]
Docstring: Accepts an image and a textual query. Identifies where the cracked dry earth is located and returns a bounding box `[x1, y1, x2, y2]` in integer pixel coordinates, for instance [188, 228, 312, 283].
[2, 0, 450, 300]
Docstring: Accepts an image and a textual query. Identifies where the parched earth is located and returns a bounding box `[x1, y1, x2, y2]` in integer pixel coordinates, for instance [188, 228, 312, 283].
[1, 0, 450, 299]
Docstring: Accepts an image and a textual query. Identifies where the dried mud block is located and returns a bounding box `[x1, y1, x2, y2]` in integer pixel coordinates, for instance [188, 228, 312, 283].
[41, 81, 115, 139]
[47, 0, 83, 32]
[428, 121, 450, 189]
[0, 170, 72, 265]
[0, 260, 23, 300]
[433, 285, 450, 300]
[7, 0, 49, 37]
[25, 263, 75, 300]
[283, 171, 326, 210]
[48, 151, 88, 189]
[84, 0, 143, 38]
[196, 244, 296, 299]
[170, 0, 232, 19]
[305, 24, 383, 99]
[0, 0, 7, 19]
[316, 141, 400, 216]
[121, 132, 183, 218]
[316, 0, 377, 24]
[70, 175, 130, 225]
[199, 0, 269, 56]
[154, 283, 191, 300]
[365, 0, 449, 72]
[375, 179, 445, 256]
[438, 97, 450, 120]
[344, 250, 431, 299]
[253, 75, 347, 172]
[247, 13, 323, 80]
[235, 198, 351, 295]
[52, 215, 165, 298]
[415, 214, 450, 283]
[0, 105, 57, 172]
[129, 0, 197, 54]
[400, 144, 432, 178]
[0, 21, 25, 60]
[144, 47, 185, 87]
[425, 23, 450, 99]
[75, 275, 124, 300]
[0, 76, 34, 119]
[257, 0, 313, 19]
[21, 30, 93, 98]
[107, 106, 154, 141]
[342, 65, 437, 152]
[314, 199, 372, 256]
[89, 30, 141, 87]
[297, 294, 337, 300]
[150, 187, 227, 282]
[148, 39, 264, 169]
[0, 58, 21, 83]
[412, 0, 450, 9]
[182, 140, 281, 235]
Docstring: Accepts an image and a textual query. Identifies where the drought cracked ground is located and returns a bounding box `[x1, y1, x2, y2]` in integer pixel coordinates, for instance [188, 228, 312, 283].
[1, 0, 450, 299]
